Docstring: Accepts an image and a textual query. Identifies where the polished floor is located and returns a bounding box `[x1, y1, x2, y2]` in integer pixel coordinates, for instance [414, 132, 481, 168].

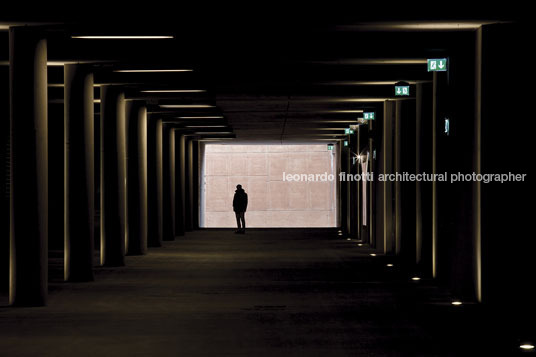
[0, 229, 519, 356]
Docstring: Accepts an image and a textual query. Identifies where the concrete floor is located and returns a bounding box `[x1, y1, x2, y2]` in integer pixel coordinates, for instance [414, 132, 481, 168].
[0, 229, 521, 356]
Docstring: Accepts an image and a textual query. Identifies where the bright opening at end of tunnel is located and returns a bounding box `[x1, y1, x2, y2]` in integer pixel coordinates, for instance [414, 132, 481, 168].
[200, 144, 338, 228]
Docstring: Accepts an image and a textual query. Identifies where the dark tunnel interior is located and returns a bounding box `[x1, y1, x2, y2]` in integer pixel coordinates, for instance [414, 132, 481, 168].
[1, 5, 535, 356]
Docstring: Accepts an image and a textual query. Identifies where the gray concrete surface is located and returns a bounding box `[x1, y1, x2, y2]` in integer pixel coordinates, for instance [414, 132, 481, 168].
[0, 229, 509, 356]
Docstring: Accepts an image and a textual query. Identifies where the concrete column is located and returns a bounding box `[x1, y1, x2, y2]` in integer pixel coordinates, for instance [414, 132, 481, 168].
[156, 120, 164, 243]
[174, 130, 185, 236]
[431, 70, 449, 280]
[64, 64, 94, 281]
[162, 126, 175, 241]
[415, 82, 433, 270]
[432, 73, 438, 278]
[474, 27, 482, 303]
[368, 122, 375, 247]
[1, 66, 10, 295]
[345, 143, 351, 235]
[126, 102, 148, 255]
[49, 101, 64, 253]
[178, 134, 187, 233]
[415, 84, 423, 265]
[198, 142, 206, 227]
[147, 117, 162, 247]
[394, 100, 402, 255]
[9, 27, 48, 306]
[100, 86, 127, 266]
[349, 133, 358, 239]
[356, 127, 361, 240]
[192, 140, 200, 229]
[339, 144, 349, 234]
[383, 101, 394, 255]
[169, 128, 176, 239]
[187, 138, 195, 231]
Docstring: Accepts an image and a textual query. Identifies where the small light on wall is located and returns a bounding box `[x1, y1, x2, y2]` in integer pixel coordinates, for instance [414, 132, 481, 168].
[386, 264, 394, 267]
[520, 344, 535, 351]
[451, 301, 463, 306]
[370, 253, 376, 256]
[357, 243, 363, 247]
[346, 238, 351, 241]
[411, 277, 421, 281]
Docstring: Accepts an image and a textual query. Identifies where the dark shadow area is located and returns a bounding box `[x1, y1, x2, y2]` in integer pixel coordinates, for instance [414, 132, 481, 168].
[0, 229, 527, 355]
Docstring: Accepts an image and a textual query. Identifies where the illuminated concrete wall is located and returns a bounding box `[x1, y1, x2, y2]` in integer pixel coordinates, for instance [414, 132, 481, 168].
[201, 144, 337, 227]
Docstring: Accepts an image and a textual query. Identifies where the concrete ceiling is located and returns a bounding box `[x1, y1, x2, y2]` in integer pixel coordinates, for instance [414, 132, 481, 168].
[1, 7, 519, 142]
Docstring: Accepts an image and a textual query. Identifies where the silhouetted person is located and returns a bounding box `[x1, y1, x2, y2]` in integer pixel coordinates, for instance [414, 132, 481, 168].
[233, 184, 248, 234]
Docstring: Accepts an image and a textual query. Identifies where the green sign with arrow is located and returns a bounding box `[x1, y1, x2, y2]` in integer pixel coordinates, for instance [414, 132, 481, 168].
[427, 58, 447, 72]
[395, 85, 410, 96]
[363, 112, 375, 120]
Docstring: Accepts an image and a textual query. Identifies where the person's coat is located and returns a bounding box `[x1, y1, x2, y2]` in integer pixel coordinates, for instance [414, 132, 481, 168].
[233, 188, 248, 212]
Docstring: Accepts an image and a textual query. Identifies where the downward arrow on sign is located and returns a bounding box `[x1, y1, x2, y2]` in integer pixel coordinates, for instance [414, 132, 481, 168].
[438, 61, 445, 69]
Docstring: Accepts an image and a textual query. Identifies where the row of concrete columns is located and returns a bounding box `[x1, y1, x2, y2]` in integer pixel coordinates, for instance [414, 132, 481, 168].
[8, 27, 199, 306]
[338, 34, 481, 301]
[167, 128, 197, 237]
[339, 96, 432, 264]
[5, 25, 485, 307]
[339, 112, 375, 245]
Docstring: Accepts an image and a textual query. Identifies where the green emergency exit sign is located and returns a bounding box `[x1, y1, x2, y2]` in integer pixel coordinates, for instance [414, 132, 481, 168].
[363, 112, 375, 120]
[395, 85, 410, 96]
[427, 58, 447, 72]
[343, 140, 348, 147]
[327, 144, 334, 150]
[345, 128, 354, 134]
